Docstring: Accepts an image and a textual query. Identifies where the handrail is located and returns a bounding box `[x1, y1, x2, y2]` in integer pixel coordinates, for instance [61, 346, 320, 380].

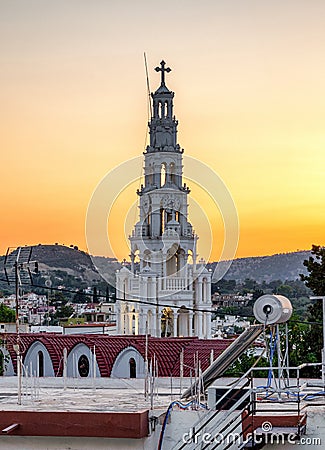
[176, 387, 252, 450]
[175, 363, 311, 450]
[192, 390, 252, 450]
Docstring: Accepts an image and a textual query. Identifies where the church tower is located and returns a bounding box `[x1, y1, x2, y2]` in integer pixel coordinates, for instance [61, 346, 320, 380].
[116, 60, 212, 338]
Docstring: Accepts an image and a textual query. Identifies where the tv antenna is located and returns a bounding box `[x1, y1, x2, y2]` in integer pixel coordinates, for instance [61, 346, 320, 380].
[4, 246, 38, 404]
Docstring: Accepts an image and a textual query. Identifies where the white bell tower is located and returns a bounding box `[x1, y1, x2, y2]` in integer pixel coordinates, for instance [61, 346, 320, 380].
[116, 60, 212, 338]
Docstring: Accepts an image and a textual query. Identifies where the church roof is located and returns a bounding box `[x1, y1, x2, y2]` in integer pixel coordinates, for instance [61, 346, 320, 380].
[154, 84, 172, 95]
[2, 333, 233, 377]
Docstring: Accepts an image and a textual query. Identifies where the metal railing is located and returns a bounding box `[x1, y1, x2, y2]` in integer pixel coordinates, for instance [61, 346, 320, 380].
[174, 364, 314, 450]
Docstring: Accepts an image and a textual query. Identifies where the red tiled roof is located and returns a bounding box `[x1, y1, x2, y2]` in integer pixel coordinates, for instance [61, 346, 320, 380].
[1, 334, 233, 377]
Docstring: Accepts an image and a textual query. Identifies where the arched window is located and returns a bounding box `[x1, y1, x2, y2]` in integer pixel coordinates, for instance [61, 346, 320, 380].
[147, 164, 153, 185]
[160, 208, 163, 234]
[38, 350, 44, 377]
[123, 279, 128, 300]
[202, 278, 207, 302]
[144, 250, 151, 266]
[170, 162, 176, 184]
[161, 163, 166, 187]
[134, 249, 140, 264]
[129, 358, 136, 378]
[161, 307, 173, 337]
[78, 355, 90, 377]
[167, 245, 178, 276]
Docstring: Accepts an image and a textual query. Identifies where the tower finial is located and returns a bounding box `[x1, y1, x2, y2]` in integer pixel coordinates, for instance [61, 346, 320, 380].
[155, 60, 171, 86]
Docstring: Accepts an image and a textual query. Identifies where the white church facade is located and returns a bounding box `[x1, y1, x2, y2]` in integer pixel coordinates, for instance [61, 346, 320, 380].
[116, 60, 212, 339]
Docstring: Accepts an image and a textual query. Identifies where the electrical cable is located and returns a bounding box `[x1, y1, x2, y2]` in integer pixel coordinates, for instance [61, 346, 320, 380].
[3, 279, 322, 327]
[157, 400, 207, 450]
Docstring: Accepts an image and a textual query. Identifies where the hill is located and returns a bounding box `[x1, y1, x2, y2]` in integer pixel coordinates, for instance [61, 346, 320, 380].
[0, 245, 119, 293]
[0, 245, 311, 293]
[209, 250, 310, 283]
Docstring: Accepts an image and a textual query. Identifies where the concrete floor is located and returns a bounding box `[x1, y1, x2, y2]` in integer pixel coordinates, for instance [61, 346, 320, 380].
[0, 376, 192, 412]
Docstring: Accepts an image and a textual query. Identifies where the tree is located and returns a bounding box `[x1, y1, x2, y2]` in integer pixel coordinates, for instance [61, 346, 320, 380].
[300, 245, 325, 376]
[300, 245, 325, 295]
[213, 279, 237, 295]
[93, 287, 99, 303]
[252, 289, 264, 301]
[0, 303, 15, 322]
[0, 302, 23, 374]
[242, 278, 256, 292]
[72, 289, 90, 304]
[300, 245, 325, 329]
[50, 291, 68, 308]
[284, 313, 317, 368]
[55, 304, 74, 320]
[224, 348, 269, 378]
[276, 284, 294, 298]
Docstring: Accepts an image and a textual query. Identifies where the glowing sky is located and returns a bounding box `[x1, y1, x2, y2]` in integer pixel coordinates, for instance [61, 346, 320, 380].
[1, 0, 324, 260]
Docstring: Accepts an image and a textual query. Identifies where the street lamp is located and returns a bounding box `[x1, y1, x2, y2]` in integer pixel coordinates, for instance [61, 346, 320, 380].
[310, 296, 325, 385]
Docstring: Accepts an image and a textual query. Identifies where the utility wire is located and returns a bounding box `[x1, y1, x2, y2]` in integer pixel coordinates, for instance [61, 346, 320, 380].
[5, 280, 322, 327]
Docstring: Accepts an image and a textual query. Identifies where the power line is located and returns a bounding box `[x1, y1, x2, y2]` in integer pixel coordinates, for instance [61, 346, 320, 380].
[6, 280, 323, 327]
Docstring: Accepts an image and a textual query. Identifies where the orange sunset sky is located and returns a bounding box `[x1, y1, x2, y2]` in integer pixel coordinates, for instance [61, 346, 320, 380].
[1, 1, 324, 262]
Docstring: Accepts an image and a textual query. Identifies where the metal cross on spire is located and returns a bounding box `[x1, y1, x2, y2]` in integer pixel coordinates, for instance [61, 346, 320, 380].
[155, 60, 171, 86]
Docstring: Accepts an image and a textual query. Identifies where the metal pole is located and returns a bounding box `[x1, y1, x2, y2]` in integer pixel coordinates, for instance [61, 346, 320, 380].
[47, 290, 50, 326]
[4, 246, 38, 405]
[144, 321, 148, 400]
[63, 347, 67, 391]
[180, 349, 184, 395]
[155, 358, 159, 399]
[156, 275, 159, 338]
[93, 345, 96, 393]
[310, 296, 325, 385]
[151, 354, 155, 410]
[198, 360, 201, 406]
[45, 279, 52, 327]
[285, 322, 290, 386]
[93, 345, 96, 379]
[276, 324, 281, 391]
[319, 297, 325, 386]
[15, 258, 22, 405]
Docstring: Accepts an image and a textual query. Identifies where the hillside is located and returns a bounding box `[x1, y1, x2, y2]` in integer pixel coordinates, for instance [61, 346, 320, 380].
[0, 245, 119, 292]
[209, 250, 310, 283]
[0, 245, 311, 292]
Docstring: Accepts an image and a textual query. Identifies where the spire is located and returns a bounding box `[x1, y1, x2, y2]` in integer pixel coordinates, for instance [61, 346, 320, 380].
[146, 59, 181, 154]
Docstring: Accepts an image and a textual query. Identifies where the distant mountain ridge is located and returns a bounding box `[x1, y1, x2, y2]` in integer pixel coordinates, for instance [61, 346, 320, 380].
[209, 250, 311, 283]
[1, 245, 311, 287]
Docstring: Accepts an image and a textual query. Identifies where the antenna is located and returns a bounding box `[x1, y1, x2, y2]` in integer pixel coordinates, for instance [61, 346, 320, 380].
[144, 52, 153, 118]
[3, 246, 38, 405]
